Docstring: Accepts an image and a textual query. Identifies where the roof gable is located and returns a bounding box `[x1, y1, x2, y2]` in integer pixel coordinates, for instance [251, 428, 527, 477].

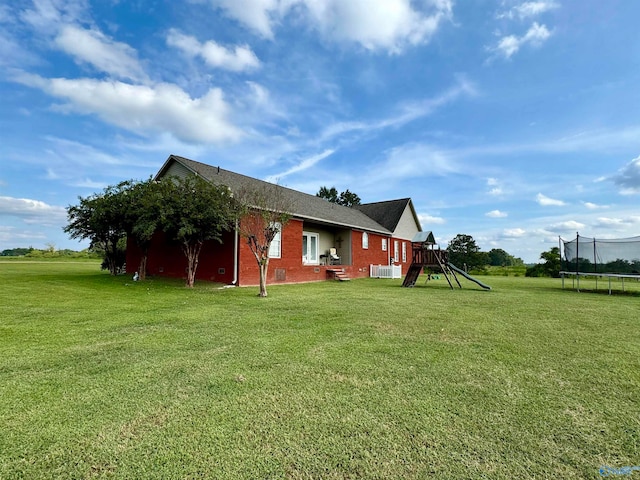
[156, 155, 392, 235]
[356, 198, 422, 235]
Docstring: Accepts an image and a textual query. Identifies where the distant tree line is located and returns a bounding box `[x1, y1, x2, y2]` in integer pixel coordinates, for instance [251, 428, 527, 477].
[446, 233, 567, 278]
[0, 246, 100, 258]
[446, 234, 524, 271]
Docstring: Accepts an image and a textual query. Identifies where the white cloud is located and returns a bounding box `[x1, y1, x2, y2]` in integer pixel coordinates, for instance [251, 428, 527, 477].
[419, 213, 446, 225]
[536, 193, 565, 206]
[265, 149, 334, 182]
[610, 155, 640, 194]
[551, 220, 585, 231]
[593, 216, 640, 229]
[206, 0, 277, 39]
[583, 201, 608, 210]
[502, 228, 526, 238]
[494, 22, 551, 59]
[21, 0, 89, 34]
[515, 1, 558, 18]
[207, 0, 453, 53]
[15, 73, 242, 144]
[486, 177, 505, 195]
[486, 209, 508, 218]
[381, 143, 457, 180]
[498, 1, 559, 20]
[300, 0, 452, 53]
[55, 25, 148, 82]
[319, 77, 475, 143]
[166, 29, 260, 72]
[0, 195, 67, 226]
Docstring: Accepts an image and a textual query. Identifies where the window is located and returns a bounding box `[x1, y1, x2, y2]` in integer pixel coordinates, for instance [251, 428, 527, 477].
[382, 238, 387, 251]
[362, 232, 369, 249]
[268, 222, 281, 258]
[402, 242, 407, 262]
[394, 241, 399, 263]
[302, 232, 319, 265]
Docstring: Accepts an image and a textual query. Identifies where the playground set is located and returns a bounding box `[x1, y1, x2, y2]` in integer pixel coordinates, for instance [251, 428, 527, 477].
[401, 231, 491, 290]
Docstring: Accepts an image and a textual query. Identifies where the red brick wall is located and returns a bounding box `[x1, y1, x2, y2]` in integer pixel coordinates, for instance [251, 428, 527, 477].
[126, 230, 236, 284]
[390, 237, 412, 269]
[126, 220, 407, 285]
[345, 231, 389, 279]
[237, 218, 310, 286]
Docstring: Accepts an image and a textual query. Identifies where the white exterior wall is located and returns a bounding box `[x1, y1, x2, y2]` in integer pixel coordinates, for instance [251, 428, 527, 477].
[393, 204, 421, 240]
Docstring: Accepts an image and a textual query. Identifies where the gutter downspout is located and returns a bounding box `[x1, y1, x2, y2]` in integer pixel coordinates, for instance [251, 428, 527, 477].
[232, 220, 239, 286]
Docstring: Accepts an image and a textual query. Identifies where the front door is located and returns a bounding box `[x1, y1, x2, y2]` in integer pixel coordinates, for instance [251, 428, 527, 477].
[302, 232, 319, 265]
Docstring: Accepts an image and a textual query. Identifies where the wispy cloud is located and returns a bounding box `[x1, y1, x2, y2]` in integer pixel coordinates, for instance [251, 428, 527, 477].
[583, 201, 608, 210]
[319, 77, 476, 143]
[21, 0, 89, 34]
[55, 25, 149, 82]
[493, 22, 551, 59]
[265, 149, 335, 182]
[498, 1, 559, 20]
[536, 193, 565, 206]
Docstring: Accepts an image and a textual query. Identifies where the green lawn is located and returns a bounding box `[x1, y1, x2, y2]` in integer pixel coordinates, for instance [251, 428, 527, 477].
[1, 261, 639, 479]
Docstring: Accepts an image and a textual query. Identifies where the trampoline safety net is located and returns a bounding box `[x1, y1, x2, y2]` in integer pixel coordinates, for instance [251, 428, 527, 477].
[561, 234, 640, 274]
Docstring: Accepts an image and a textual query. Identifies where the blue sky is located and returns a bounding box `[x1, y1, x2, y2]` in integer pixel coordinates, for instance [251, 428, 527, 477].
[1, 0, 639, 262]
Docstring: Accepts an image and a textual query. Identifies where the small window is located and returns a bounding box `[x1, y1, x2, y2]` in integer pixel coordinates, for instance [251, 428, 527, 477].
[268, 222, 281, 258]
[362, 232, 369, 249]
[394, 241, 399, 262]
[402, 242, 407, 262]
[382, 238, 387, 251]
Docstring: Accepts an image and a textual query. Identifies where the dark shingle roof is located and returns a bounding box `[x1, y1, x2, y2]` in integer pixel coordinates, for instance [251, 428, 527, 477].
[157, 155, 392, 235]
[355, 198, 416, 233]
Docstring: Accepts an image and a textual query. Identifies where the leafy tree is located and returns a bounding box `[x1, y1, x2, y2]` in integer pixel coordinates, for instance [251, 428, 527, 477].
[316, 186, 339, 203]
[487, 248, 524, 267]
[338, 189, 361, 207]
[317, 186, 361, 207]
[236, 183, 293, 297]
[488, 248, 511, 266]
[119, 178, 165, 281]
[446, 234, 488, 270]
[160, 175, 241, 288]
[526, 247, 561, 277]
[64, 184, 129, 275]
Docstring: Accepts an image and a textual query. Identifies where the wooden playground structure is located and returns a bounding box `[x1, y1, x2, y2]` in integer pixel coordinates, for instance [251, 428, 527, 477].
[402, 232, 491, 290]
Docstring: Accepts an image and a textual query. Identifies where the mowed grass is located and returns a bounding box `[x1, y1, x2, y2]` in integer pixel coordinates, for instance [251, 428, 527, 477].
[1, 261, 639, 479]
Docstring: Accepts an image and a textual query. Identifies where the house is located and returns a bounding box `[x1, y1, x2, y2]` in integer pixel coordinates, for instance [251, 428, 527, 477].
[126, 155, 422, 286]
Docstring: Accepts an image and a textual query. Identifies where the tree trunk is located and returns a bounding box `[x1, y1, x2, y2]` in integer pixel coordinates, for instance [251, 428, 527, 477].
[183, 241, 202, 288]
[258, 257, 269, 297]
[138, 253, 148, 281]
